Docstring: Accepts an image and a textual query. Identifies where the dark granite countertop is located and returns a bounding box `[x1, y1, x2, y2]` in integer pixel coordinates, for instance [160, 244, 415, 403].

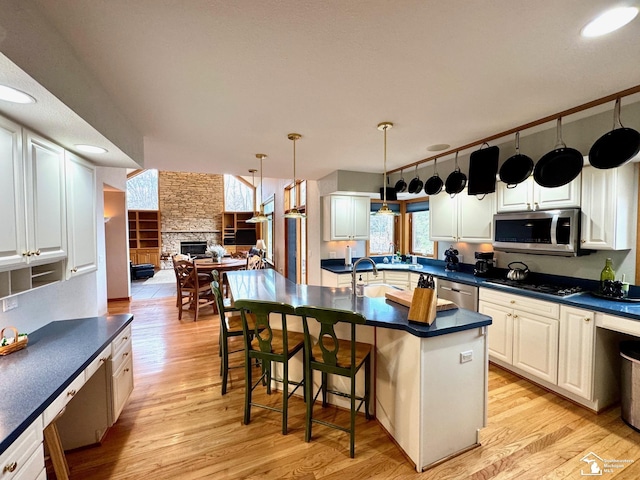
[0, 314, 134, 455]
[226, 269, 491, 338]
[321, 258, 640, 321]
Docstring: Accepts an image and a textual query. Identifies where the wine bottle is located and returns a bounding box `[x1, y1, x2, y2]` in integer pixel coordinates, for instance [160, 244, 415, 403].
[600, 258, 615, 291]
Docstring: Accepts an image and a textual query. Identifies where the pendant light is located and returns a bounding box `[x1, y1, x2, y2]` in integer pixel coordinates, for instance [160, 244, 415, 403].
[377, 122, 395, 215]
[247, 154, 269, 223]
[284, 133, 306, 219]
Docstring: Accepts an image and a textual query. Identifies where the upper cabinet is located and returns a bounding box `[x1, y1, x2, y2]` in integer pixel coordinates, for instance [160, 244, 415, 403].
[65, 151, 97, 278]
[497, 175, 581, 213]
[430, 189, 496, 243]
[0, 116, 26, 269]
[323, 195, 370, 241]
[24, 131, 67, 265]
[580, 164, 635, 251]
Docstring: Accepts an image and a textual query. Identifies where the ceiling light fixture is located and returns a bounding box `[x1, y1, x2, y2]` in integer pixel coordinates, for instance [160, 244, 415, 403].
[76, 144, 108, 154]
[247, 154, 269, 223]
[284, 133, 306, 219]
[0, 85, 36, 104]
[427, 143, 450, 152]
[377, 122, 395, 216]
[581, 6, 638, 37]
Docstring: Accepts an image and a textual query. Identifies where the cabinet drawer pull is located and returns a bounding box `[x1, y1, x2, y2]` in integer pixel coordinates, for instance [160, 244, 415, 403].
[122, 336, 129, 341]
[34, 249, 41, 256]
[123, 352, 130, 358]
[124, 368, 130, 373]
[3, 461, 18, 473]
[67, 389, 77, 397]
[100, 357, 108, 363]
[71, 267, 78, 273]
[510, 300, 515, 304]
[513, 314, 518, 319]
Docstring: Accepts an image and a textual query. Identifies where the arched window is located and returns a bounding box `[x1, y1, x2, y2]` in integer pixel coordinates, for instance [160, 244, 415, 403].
[224, 174, 254, 211]
[127, 169, 158, 210]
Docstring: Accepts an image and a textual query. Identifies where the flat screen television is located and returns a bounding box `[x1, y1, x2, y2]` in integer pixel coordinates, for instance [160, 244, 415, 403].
[235, 229, 257, 246]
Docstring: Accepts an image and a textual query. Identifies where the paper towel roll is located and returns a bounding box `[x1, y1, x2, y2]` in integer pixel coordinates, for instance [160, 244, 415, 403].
[345, 245, 352, 266]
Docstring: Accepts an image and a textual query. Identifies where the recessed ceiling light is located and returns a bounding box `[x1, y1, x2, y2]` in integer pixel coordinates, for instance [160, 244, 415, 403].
[76, 144, 108, 154]
[427, 144, 450, 152]
[0, 85, 36, 104]
[581, 6, 638, 37]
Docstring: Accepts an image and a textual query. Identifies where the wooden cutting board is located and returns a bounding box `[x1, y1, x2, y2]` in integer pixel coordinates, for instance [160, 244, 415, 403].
[385, 290, 458, 311]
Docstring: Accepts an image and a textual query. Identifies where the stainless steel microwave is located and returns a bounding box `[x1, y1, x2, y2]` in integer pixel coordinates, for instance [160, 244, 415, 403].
[492, 209, 581, 256]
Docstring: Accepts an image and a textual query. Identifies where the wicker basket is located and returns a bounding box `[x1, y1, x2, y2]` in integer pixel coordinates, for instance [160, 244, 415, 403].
[0, 326, 28, 356]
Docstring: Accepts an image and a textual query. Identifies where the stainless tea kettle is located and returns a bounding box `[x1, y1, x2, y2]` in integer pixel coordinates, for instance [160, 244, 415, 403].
[507, 261, 529, 281]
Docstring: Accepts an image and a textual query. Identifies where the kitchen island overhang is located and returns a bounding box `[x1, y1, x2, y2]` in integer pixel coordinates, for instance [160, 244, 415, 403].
[226, 269, 492, 471]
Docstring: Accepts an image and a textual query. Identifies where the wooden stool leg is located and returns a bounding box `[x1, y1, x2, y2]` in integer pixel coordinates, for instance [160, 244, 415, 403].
[44, 421, 70, 480]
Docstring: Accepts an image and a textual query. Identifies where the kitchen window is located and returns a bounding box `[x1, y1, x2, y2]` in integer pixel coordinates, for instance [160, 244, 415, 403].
[369, 201, 400, 255]
[407, 200, 436, 257]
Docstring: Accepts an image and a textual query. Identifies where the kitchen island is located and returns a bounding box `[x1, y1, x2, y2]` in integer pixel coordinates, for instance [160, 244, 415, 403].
[226, 269, 492, 471]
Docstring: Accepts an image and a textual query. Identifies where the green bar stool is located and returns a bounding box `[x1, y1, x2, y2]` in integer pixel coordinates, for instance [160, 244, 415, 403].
[296, 305, 372, 458]
[234, 299, 305, 435]
[210, 276, 257, 395]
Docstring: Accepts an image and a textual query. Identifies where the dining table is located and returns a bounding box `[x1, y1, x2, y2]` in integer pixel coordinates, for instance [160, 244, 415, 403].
[194, 257, 246, 297]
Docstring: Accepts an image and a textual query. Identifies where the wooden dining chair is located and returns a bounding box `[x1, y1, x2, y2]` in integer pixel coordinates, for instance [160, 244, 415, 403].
[296, 305, 372, 458]
[172, 254, 192, 308]
[246, 254, 264, 270]
[174, 259, 215, 321]
[234, 299, 306, 435]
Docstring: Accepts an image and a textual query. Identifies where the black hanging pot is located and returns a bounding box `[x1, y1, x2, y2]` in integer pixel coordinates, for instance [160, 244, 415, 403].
[499, 131, 534, 188]
[445, 152, 467, 196]
[589, 98, 640, 169]
[468, 142, 499, 197]
[533, 118, 583, 188]
[394, 169, 407, 192]
[408, 165, 423, 194]
[424, 157, 444, 195]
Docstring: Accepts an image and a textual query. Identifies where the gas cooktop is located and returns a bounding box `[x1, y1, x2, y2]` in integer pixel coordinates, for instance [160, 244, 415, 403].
[485, 278, 583, 297]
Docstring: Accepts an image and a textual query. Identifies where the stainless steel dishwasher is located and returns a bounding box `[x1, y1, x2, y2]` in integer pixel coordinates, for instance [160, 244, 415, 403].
[437, 279, 478, 311]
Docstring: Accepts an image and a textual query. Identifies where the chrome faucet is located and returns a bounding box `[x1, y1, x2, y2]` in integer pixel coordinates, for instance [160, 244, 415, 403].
[352, 257, 378, 295]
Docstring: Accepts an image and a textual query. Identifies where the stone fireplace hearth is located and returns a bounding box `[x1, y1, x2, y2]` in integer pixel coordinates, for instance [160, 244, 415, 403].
[161, 232, 222, 269]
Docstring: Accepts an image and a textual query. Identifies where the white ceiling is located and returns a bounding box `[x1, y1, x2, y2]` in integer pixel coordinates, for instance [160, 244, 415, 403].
[11, 0, 640, 180]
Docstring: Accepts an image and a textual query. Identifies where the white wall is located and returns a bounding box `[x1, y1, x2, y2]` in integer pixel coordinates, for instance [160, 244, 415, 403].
[104, 189, 130, 300]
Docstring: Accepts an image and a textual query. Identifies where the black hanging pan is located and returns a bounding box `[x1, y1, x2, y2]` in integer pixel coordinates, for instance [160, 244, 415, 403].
[468, 142, 499, 197]
[445, 152, 467, 196]
[589, 98, 640, 169]
[499, 131, 533, 188]
[533, 117, 583, 188]
[408, 165, 423, 194]
[424, 157, 443, 195]
[395, 169, 407, 192]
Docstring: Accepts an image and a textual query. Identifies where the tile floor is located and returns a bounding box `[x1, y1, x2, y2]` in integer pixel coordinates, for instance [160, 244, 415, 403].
[130, 269, 176, 300]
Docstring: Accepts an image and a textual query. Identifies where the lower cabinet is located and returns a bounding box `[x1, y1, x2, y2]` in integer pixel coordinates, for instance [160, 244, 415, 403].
[481, 288, 620, 411]
[110, 325, 134, 424]
[558, 306, 595, 399]
[0, 417, 44, 480]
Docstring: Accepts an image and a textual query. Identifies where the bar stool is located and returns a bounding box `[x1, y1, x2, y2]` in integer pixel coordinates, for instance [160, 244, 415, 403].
[210, 276, 257, 395]
[234, 299, 305, 435]
[296, 305, 372, 458]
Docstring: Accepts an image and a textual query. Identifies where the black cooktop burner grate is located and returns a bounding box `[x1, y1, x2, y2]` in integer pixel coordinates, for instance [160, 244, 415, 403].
[486, 278, 583, 297]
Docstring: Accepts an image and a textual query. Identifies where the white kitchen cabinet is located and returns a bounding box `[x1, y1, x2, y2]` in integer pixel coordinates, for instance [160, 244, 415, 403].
[0, 115, 26, 270]
[479, 288, 559, 383]
[321, 270, 352, 287]
[430, 189, 495, 242]
[0, 416, 44, 480]
[496, 175, 581, 213]
[580, 164, 635, 250]
[479, 301, 513, 363]
[558, 305, 595, 399]
[65, 151, 97, 278]
[323, 195, 370, 241]
[382, 270, 410, 289]
[110, 325, 134, 424]
[23, 131, 67, 265]
[512, 311, 559, 384]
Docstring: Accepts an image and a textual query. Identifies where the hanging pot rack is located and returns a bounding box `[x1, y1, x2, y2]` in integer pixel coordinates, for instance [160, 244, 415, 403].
[387, 84, 640, 175]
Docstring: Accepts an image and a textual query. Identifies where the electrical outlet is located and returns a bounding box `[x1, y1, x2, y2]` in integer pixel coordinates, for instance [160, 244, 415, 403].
[460, 350, 473, 363]
[329, 251, 336, 259]
[2, 297, 19, 312]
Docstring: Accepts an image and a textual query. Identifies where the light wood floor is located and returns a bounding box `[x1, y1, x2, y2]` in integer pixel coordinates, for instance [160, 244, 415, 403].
[62, 296, 640, 479]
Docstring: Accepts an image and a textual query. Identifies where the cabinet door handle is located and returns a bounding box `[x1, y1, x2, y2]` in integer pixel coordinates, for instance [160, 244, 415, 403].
[123, 352, 129, 357]
[507, 313, 512, 317]
[67, 389, 77, 397]
[23, 251, 30, 257]
[71, 267, 78, 273]
[34, 249, 41, 256]
[581, 239, 586, 244]
[526, 203, 531, 210]
[584, 317, 591, 322]
[123, 336, 129, 340]
[510, 300, 515, 304]
[124, 368, 130, 373]
[3, 462, 18, 473]
[100, 357, 109, 363]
